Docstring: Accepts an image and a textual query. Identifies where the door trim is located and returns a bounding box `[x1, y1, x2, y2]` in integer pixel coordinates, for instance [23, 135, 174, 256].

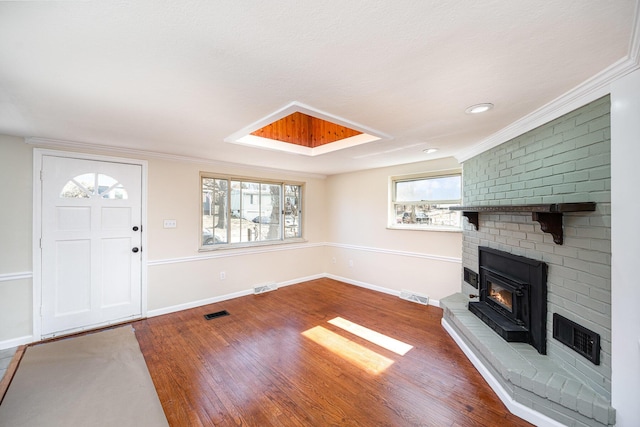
[33, 148, 148, 341]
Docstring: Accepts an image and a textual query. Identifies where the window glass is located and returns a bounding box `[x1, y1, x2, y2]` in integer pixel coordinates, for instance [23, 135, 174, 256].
[201, 175, 303, 248]
[61, 173, 128, 199]
[395, 175, 461, 202]
[284, 185, 301, 238]
[390, 172, 461, 229]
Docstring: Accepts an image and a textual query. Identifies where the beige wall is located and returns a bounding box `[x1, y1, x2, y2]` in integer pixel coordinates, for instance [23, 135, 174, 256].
[147, 158, 327, 260]
[0, 135, 33, 342]
[324, 157, 463, 302]
[0, 135, 462, 346]
[145, 157, 328, 312]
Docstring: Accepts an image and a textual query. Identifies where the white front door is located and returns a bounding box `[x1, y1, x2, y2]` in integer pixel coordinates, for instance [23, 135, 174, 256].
[40, 155, 143, 337]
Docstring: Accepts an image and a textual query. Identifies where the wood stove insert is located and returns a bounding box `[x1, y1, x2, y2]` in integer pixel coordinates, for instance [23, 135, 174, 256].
[469, 247, 548, 354]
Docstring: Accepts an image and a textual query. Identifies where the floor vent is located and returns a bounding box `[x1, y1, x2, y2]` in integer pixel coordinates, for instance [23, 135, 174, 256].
[400, 290, 429, 305]
[254, 282, 278, 294]
[553, 313, 600, 365]
[204, 310, 230, 320]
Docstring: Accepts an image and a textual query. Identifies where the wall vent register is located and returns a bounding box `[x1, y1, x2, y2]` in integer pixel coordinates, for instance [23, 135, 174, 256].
[553, 313, 601, 365]
[464, 267, 478, 289]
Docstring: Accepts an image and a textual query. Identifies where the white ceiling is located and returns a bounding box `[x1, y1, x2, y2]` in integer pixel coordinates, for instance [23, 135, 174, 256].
[0, 1, 637, 176]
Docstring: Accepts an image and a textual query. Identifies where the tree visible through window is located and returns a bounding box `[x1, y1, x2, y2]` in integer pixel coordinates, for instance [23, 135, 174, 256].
[60, 173, 128, 199]
[201, 175, 302, 247]
[390, 171, 461, 229]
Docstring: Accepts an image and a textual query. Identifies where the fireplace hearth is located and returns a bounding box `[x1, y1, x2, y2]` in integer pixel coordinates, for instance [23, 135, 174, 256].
[469, 247, 547, 354]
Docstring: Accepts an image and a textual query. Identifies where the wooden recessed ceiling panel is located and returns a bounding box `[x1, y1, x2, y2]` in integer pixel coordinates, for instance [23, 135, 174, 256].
[251, 112, 362, 148]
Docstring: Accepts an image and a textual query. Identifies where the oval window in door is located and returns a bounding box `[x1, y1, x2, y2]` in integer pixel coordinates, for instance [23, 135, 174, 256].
[60, 173, 128, 199]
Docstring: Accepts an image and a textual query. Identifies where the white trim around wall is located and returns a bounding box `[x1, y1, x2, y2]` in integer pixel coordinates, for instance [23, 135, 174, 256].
[148, 242, 461, 267]
[326, 242, 462, 264]
[324, 273, 441, 307]
[31, 148, 149, 342]
[325, 273, 400, 297]
[149, 242, 325, 266]
[0, 335, 33, 351]
[0, 272, 32, 282]
[146, 272, 441, 319]
[147, 273, 325, 317]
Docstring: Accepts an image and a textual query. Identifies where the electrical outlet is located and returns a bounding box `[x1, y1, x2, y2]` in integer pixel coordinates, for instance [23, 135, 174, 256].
[220, 271, 226, 280]
[163, 219, 177, 228]
[349, 260, 354, 268]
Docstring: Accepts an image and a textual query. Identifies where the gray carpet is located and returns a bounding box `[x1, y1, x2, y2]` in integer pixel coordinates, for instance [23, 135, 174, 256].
[0, 326, 168, 427]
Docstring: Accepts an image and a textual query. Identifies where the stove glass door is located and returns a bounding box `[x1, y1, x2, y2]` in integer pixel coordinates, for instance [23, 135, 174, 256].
[487, 280, 514, 313]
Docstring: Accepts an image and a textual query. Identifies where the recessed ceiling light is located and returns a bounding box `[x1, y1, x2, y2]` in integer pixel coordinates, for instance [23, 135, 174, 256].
[423, 148, 438, 154]
[465, 103, 494, 114]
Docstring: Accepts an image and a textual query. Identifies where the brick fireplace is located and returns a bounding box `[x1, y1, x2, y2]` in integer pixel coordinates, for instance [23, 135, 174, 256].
[442, 96, 613, 427]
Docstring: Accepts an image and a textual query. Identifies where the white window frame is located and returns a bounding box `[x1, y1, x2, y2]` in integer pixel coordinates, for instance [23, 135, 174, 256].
[200, 173, 304, 250]
[388, 168, 462, 232]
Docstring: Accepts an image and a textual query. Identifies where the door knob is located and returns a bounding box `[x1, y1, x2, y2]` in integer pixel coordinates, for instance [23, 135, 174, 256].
[132, 247, 139, 253]
[133, 226, 139, 231]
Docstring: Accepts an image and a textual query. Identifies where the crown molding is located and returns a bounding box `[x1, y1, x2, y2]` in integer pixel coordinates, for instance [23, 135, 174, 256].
[456, 3, 640, 163]
[24, 136, 327, 180]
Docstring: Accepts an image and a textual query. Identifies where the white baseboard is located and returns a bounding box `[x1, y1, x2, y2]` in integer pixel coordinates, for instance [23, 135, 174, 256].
[0, 335, 33, 350]
[441, 318, 565, 427]
[146, 274, 325, 318]
[325, 273, 400, 297]
[3, 274, 441, 346]
[147, 289, 254, 318]
[325, 274, 441, 307]
[278, 273, 325, 287]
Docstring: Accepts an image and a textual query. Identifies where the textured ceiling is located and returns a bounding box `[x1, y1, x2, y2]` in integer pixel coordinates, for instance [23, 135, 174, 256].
[0, 1, 637, 175]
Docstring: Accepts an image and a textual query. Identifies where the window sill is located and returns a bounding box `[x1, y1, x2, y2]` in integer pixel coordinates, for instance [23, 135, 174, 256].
[387, 225, 462, 233]
[199, 237, 307, 252]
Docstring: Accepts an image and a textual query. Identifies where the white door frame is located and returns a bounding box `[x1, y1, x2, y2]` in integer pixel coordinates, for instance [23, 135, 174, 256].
[32, 148, 148, 341]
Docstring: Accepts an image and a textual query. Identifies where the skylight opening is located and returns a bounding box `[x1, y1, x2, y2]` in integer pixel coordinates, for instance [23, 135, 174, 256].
[225, 101, 390, 156]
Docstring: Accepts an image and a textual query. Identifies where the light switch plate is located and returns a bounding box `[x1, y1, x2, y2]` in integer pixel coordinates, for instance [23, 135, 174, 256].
[163, 219, 177, 228]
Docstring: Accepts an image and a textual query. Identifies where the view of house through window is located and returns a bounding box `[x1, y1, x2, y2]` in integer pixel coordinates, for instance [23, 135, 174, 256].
[390, 171, 462, 229]
[61, 173, 128, 199]
[201, 175, 302, 247]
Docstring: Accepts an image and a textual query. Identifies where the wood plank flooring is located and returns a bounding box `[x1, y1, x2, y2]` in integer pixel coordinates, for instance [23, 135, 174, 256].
[134, 278, 533, 427]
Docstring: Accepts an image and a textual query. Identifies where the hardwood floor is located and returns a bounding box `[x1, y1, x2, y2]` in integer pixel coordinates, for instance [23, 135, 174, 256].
[134, 278, 533, 427]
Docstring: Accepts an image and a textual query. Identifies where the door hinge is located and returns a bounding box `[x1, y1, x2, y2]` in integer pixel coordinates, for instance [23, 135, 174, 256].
[39, 238, 42, 249]
[40, 170, 43, 181]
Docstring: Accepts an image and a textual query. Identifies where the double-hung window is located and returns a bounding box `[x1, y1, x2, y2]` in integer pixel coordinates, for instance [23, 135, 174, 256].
[389, 170, 462, 230]
[201, 174, 303, 248]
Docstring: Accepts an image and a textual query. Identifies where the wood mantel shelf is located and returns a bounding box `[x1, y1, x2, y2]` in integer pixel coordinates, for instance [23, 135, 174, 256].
[450, 203, 596, 245]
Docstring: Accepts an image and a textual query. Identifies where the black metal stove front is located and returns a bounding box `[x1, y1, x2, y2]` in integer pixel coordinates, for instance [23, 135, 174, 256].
[469, 247, 548, 354]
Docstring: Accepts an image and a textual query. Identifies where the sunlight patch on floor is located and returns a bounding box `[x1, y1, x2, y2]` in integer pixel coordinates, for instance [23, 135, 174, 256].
[327, 317, 414, 356]
[301, 326, 394, 374]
